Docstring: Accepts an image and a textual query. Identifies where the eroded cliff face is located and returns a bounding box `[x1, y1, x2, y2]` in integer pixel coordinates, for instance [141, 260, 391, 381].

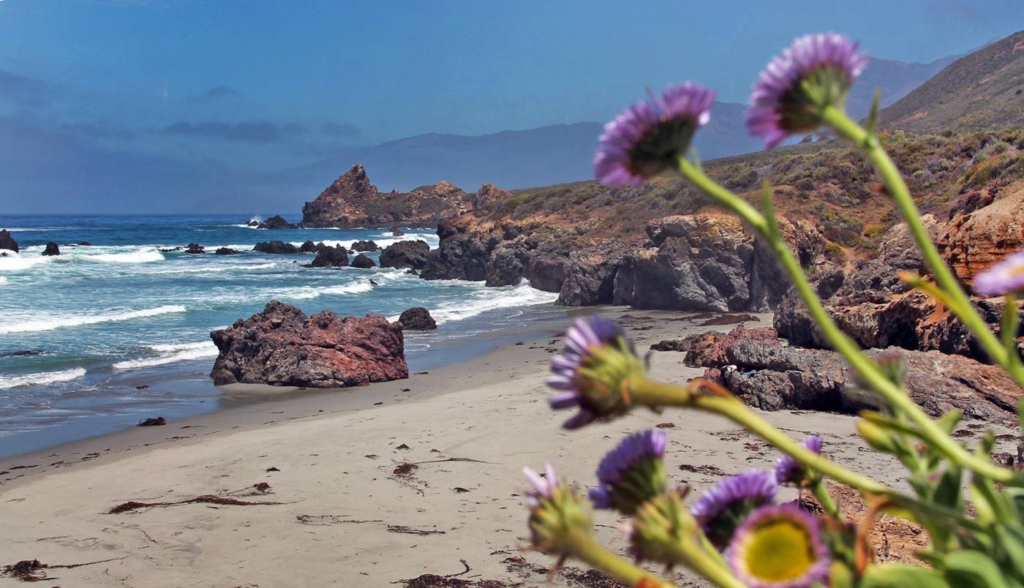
[300, 164, 482, 229]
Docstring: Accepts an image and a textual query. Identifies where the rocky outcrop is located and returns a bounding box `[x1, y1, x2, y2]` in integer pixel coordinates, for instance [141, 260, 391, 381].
[380, 240, 431, 270]
[559, 254, 618, 306]
[300, 164, 490, 229]
[300, 240, 320, 253]
[613, 214, 826, 312]
[254, 241, 300, 254]
[937, 181, 1024, 288]
[215, 247, 240, 255]
[257, 215, 298, 230]
[351, 253, 376, 268]
[308, 245, 349, 268]
[209, 301, 407, 387]
[396, 307, 437, 331]
[186, 243, 205, 254]
[351, 240, 379, 252]
[42, 242, 60, 256]
[691, 328, 1023, 424]
[0, 229, 18, 253]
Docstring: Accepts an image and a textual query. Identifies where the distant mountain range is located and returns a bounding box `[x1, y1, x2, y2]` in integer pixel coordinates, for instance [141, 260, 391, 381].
[879, 30, 1024, 133]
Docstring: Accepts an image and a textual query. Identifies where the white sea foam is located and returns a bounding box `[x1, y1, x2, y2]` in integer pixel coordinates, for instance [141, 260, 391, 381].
[0, 305, 187, 335]
[113, 341, 218, 370]
[87, 249, 164, 264]
[273, 281, 374, 300]
[0, 276, 7, 285]
[288, 235, 438, 251]
[0, 367, 87, 390]
[2, 227, 72, 232]
[0, 253, 50, 272]
[149, 262, 276, 275]
[398, 281, 558, 324]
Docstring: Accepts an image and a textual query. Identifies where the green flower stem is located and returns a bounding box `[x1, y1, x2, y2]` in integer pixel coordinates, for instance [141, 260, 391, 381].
[675, 157, 1021, 484]
[660, 539, 748, 588]
[633, 379, 989, 533]
[820, 104, 1024, 387]
[560, 529, 675, 588]
[810, 478, 841, 519]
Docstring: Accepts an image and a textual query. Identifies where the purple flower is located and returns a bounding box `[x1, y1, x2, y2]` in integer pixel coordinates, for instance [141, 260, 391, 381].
[523, 464, 593, 553]
[774, 436, 823, 485]
[547, 316, 644, 429]
[974, 249, 1024, 297]
[523, 463, 559, 508]
[727, 504, 830, 588]
[691, 470, 778, 549]
[590, 429, 668, 514]
[747, 33, 868, 148]
[594, 83, 717, 188]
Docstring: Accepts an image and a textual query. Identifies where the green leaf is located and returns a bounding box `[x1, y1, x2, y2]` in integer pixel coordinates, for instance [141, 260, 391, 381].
[936, 409, 963, 435]
[861, 564, 949, 588]
[760, 181, 780, 238]
[943, 550, 1012, 588]
[865, 89, 882, 136]
[932, 465, 963, 509]
[995, 525, 1024, 575]
[1001, 293, 1019, 356]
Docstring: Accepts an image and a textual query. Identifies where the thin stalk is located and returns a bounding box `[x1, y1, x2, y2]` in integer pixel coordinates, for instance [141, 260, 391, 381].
[820, 105, 1024, 387]
[674, 158, 1021, 484]
[810, 479, 842, 519]
[562, 530, 677, 588]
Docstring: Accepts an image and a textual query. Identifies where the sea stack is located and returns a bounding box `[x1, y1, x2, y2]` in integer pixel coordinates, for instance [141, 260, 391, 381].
[0, 229, 19, 253]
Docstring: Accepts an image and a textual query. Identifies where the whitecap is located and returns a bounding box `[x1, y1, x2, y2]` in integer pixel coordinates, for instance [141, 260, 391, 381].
[0, 367, 87, 390]
[86, 249, 164, 264]
[0, 253, 50, 272]
[427, 281, 558, 324]
[113, 341, 218, 370]
[0, 305, 187, 335]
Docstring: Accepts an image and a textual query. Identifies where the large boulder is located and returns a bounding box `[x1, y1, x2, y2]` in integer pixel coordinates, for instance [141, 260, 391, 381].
[309, 245, 349, 268]
[299, 240, 319, 253]
[215, 247, 240, 255]
[254, 240, 300, 254]
[421, 217, 488, 280]
[42, 242, 60, 256]
[380, 240, 431, 270]
[396, 307, 437, 331]
[209, 301, 407, 387]
[692, 328, 1023, 424]
[185, 243, 205, 254]
[258, 215, 297, 230]
[351, 253, 376, 268]
[351, 240, 379, 252]
[0, 229, 18, 253]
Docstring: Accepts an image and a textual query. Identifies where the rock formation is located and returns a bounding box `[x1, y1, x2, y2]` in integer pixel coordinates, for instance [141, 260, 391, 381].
[254, 241, 300, 254]
[396, 307, 437, 331]
[210, 301, 407, 387]
[308, 245, 349, 268]
[185, 243, 205, 254]
[379, 240, 431, 270]
[0, 229, 18, 253]
[215, 247, 240, 255]
[257, 215, 298, 230]
[937, 182, 1024, 288]
[351, 240, 379, 252]
[41, 242, 60, 256]
[351, 253, 376, 268]
[300, 164, 490, 229]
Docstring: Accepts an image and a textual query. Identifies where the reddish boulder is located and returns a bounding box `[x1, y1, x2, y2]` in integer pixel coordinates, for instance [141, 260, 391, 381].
[209, 301, 407, 387]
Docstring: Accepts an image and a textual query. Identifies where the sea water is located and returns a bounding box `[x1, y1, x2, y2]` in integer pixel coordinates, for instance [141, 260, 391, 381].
[0, 215, 564, 458]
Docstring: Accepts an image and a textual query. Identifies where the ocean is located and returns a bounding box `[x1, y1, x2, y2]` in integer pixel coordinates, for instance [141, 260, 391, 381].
[0, 215, 564, 459]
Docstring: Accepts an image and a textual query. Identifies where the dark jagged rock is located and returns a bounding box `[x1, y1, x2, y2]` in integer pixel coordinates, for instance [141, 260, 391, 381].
[309, 245, 349, 268]
[300, 240, 319, 253]
[0, 229, 18, 253]
[209, 301, 407, 387]
[396, 307, 437, 331]
[185, 243, 206, 254]
[391, 227, 405, 236]
[247, 220, 259, 227]
[351, 253, 376, 268]
[380, 240, 431, 270]
[78, 241, 92, 246]
[351, 240, 379, 252]
[41, 242, 60, 256]
[158, 246, 183, 253]
[215, 247, 240, 255]
[558, 254, 618, 306]
[300, 164, 481, 229]
[254, 240, 300, 254]
[692, 327, 1023, 424]
[258, 215, 297, 230]
[649, 333, 722, 352]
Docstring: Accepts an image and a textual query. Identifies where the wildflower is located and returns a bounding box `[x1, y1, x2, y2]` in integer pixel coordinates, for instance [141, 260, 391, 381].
[629, 489, 702, 565]
[774, 436, 823, 485]
[747, 33, 868, 148]
[973, 249, 1024, 297]
[547, 316, 645, 429]
[690, 470, 778, 549]
[594, 83, 716, 188]
[727, 504, 830, 588]
[523, 464, 593, 554]
[590, 429, 668, 514]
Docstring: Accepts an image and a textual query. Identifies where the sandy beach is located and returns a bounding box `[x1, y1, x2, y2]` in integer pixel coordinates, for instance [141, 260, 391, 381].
[0, 307, 1010, 587]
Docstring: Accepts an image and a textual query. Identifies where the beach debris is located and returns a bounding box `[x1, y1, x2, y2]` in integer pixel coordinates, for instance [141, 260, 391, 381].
[678, 463, 725, 476]
[402, 387, 411, 392]
[393, 463, 418, 477]
[137, 417, 166, 427]
[108, 494, 282, 514]
[453, 487, 471, 494]
[387, 525, 445, 536]
[266, 466, 280, 472]
[135, 385, 149, 390]
[296, 515, 384, 525]
[655, 422, 676, 428]
[3, 557, 125, 582]
[396, 443, 411, 450]
[374, 401, 384, 406]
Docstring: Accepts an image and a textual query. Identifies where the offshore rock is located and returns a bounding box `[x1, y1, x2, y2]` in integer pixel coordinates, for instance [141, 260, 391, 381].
[254, 240, 300, 254]
[42, 242, 61, 256]
[351, 253, 376, 269]
[380, 240, 431, 270]
[0, 229, 19, 253]
[351, 240, 379, 252]
[309, 245, 349, 268]
[185, 243, 206, 254]
[257, 215, 298, 230]
[215, 247, 240, 255]
[210, 301, 407, 387]
[396, 307, 437, 331]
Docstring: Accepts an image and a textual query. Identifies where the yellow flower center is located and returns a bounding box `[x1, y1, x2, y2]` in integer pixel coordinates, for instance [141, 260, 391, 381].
[737, 519, 816, 583]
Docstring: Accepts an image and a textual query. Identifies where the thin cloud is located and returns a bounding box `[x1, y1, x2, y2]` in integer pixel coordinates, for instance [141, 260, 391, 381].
[163, 120, 307, 142]
[319, 121, 361, 139]
[0, 68, 54, 108]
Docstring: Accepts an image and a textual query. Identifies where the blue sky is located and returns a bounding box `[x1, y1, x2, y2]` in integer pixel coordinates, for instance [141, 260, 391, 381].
[0, 0, 1021, 212]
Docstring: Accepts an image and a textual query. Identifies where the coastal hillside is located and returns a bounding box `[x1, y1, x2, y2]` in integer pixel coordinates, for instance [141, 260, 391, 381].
[878, 29, 1024, 133]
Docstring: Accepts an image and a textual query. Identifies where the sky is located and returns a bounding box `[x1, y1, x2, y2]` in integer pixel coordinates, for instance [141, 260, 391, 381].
[0, 0, 1022, 213]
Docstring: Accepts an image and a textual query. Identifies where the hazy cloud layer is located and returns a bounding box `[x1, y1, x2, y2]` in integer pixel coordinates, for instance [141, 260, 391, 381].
[163, 120, 308, 142]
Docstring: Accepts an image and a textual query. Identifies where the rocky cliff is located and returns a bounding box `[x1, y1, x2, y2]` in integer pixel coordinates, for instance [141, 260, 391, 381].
[300, 164, 492, 229]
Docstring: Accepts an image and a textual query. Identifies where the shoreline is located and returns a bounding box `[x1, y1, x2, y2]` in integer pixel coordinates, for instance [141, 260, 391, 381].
[0, 307, 946, 587]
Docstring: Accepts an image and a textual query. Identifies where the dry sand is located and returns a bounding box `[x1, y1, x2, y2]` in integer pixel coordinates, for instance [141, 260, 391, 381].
[0, 308, 1007, 587]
